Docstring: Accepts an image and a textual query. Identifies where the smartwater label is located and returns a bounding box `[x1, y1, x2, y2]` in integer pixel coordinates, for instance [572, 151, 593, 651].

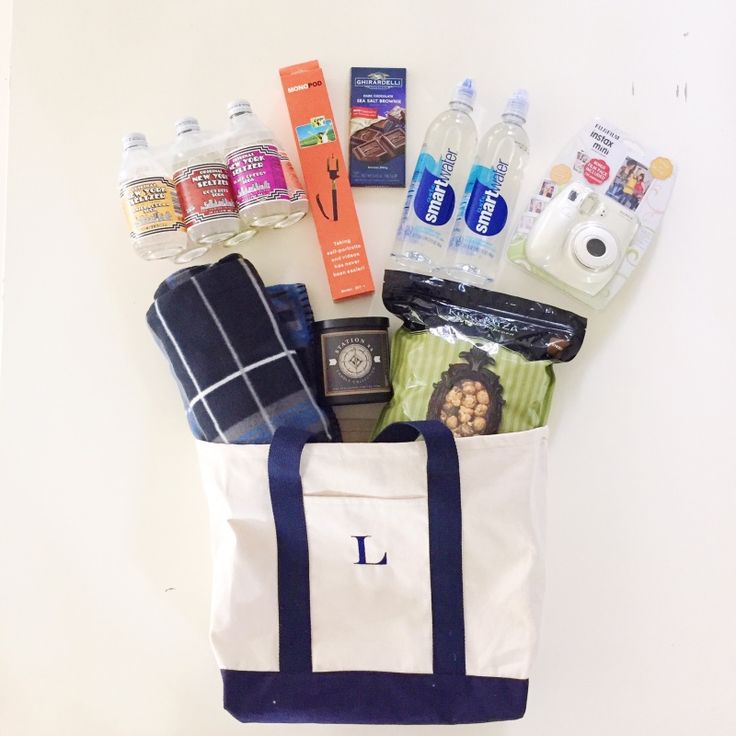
[450, 161, 510, 257]
[464, 162, 509, 235]
[412, 151, 458, 226]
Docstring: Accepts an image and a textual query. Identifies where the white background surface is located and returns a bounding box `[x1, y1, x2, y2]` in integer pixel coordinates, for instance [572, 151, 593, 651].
[0, 0, 11, 364]
[1, 1, 735, 734]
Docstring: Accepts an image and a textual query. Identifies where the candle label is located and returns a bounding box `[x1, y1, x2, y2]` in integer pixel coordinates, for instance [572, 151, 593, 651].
[226, 144, 289, 210]
[321, 330, 391, 397]
[174, 163, 239, 226]
[120, 176, 185, 240]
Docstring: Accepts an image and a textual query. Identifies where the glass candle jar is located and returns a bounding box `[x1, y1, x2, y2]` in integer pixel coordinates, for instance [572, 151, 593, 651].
[314, 317, 392, 406]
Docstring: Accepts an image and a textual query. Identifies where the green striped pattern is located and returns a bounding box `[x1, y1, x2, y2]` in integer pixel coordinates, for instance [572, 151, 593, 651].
[374, 328, 556, 437]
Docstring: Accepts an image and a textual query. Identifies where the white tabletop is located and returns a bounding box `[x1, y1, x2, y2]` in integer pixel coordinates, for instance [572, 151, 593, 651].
[1, 1, 735, 734]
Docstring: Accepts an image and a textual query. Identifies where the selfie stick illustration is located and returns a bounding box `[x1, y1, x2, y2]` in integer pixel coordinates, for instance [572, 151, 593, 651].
[327, 155, 339, 221]
[316, 155, 340, 221]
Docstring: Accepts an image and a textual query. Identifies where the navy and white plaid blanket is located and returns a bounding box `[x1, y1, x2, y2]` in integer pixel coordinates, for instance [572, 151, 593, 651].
[147, 254, 335, 444]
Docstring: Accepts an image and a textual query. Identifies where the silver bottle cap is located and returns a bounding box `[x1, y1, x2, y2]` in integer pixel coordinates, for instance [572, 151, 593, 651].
[175, 117, 200, 136]
[122, 132, 147, 151]
[227, 99, 253, 118]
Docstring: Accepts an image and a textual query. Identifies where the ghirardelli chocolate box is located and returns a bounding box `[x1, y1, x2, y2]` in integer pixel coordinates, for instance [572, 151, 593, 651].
[349, 67, 406, 187]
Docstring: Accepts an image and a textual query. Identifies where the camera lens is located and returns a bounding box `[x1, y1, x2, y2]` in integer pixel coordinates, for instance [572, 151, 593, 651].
[572, 226, 619, 271]
[586, 238, 607, 257]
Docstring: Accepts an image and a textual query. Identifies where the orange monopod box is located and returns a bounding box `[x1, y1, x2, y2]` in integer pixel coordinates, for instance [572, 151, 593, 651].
[279, 60, 375, 301]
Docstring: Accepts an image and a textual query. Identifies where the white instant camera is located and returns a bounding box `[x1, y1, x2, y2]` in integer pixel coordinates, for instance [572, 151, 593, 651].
[525, 182, 639, 296]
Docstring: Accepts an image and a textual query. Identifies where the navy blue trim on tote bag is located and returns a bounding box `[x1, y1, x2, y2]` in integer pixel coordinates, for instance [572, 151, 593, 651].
[221, 671, 528, 725]
[222, 420, 529, 724]
[374, 421, 465, 675]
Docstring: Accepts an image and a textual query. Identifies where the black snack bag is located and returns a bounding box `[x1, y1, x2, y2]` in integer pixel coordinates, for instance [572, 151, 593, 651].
[374, 270, 587, 438]
[382, 270, 587, 362]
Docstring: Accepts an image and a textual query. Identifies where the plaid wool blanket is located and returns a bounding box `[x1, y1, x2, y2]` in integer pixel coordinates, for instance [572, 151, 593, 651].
[147, 254, 335, 443]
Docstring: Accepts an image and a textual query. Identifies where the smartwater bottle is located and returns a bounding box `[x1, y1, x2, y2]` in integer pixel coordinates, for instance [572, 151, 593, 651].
[442, 89, 530, 286]
[390, 79, 478, 273]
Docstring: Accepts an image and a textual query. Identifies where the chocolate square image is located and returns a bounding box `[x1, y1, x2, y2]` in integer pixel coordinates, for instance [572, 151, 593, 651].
[351, 126, 383, 144]
[353, 137, 391, 163]
[382, 128, 406, 156]
[370, 117, 401, 133]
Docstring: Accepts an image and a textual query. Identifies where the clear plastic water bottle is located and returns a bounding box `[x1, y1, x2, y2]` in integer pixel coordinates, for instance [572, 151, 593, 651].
[273, 149, 309, 229]
[172, 116, 240, 263]
[225, 100, 290, 228]
[390, 79, 478, 273]
[119, 133, 187, 260]
[442, 90, 530, 286]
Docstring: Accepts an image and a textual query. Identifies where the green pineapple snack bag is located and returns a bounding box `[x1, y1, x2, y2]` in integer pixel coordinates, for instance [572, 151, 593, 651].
[373, 270, 587, 439]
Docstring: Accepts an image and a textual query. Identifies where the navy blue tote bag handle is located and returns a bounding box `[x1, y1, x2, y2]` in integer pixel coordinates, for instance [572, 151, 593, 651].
[267, 420, 465, 675]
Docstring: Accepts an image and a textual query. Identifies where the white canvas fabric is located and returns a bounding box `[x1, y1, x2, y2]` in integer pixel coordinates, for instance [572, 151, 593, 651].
[196, 426, 547, 679]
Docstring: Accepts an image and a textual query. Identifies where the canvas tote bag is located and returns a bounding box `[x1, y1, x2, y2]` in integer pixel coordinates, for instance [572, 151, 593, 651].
[196, 420, 547, 724]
